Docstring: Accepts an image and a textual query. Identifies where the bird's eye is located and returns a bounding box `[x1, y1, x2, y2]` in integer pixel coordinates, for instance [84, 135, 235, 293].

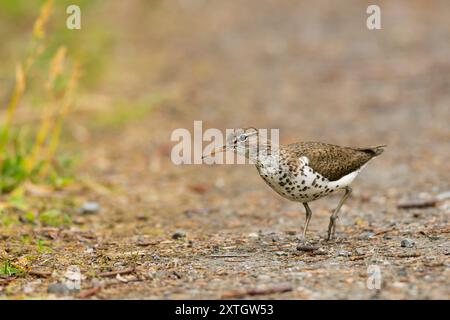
[239, 134, 247, 142]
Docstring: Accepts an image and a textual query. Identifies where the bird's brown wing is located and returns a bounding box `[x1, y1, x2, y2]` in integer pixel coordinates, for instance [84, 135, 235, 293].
[285, 142, 385, 181]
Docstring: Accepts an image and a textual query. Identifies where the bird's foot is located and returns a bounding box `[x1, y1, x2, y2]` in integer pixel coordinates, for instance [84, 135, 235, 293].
[296, 233, 306, 242]
[297, 242, 318, 252]
[297, 236, 321, 251]
[327, 216, 338, 241]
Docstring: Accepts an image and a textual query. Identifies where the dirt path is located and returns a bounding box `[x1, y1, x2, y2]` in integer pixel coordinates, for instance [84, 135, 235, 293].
[2, 0, 449, 299]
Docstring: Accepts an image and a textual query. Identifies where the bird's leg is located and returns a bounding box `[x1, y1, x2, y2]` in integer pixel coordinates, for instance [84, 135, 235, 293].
[300, 202, 312, 242]
[327, 186, 352, 240]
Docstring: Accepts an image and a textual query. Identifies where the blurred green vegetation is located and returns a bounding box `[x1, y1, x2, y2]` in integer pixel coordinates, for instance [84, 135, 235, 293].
[0, 1, 166, 233]
[0, 260, 24, 277]
[0, 0, 116, 195]
[39, 209, 71, 227]
[0, 0, 114, 89]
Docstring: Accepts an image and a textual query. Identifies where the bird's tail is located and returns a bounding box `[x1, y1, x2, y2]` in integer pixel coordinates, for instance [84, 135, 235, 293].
[356, 144, 387, 156]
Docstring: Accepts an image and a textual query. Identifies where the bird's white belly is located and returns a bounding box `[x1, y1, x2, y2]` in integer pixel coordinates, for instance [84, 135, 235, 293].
[328, 167, 362, 189]
[257, 161, 364, 202]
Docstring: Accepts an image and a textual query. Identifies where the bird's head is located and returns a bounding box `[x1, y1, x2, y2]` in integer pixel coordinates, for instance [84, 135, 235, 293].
[203, 127, 272, 161]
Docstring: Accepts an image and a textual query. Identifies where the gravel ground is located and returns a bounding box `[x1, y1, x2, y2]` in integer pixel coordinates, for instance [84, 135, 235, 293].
[1, 0, 449, 299]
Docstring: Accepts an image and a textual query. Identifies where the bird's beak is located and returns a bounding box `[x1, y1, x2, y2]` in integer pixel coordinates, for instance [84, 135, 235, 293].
[202, 145, 226, 159]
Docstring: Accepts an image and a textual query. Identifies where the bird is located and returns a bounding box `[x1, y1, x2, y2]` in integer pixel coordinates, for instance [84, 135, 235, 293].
[203, 127, 386, 241]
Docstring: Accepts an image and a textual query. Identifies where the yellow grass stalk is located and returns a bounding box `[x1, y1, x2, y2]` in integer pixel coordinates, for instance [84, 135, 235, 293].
[0, 63, 26, 153]
[26, 46, 67, 173]
[0, 0, 53, 175]
[32, 0, 53, 40]
[47, 46, 67, 91]
[40, 61, 81, 177]
[27, 0, 53, 72]
[5, 64, 26, 128]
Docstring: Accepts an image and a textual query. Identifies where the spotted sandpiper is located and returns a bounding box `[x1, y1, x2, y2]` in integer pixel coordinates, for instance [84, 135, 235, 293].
[203, 128, 386, 241]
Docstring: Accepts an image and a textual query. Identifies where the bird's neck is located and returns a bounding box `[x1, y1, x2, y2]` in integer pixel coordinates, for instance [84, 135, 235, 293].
[243, 142, 281, 164]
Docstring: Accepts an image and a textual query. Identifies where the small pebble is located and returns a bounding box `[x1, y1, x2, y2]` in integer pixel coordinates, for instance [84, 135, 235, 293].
[354, 248, 365, 256]
[358, 231, 375, 240]
[275, 251, 288, 256]
[338, 250, 351, 257]
[436, 191, 450, 201]
[172, 230, 186, 240]
[392, 282, 407, 288]
[297, 244, 318, 252]
[79, 201, 100, 214]
[247, 232, 259, 239]
[136, 214, 148, 221]
[401, 238, 415, 248]
[85, 247, 94, 254]
[151, 254, 160, 261]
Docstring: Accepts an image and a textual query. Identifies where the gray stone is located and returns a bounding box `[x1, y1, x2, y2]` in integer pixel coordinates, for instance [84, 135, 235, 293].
[358, 232, 375, 240]
[172, 230, 186, 240]
[297, 244, 318, 252]
[338, 250, 351, 257]
[401, 238, 415, 248]
[79, 201, 100, 214]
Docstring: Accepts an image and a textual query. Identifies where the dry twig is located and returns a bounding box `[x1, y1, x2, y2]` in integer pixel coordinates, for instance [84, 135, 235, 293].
[28, 270, 52, 278]
[222, 284, 293, 298]
[397, 199, 437, 209]
[77, 286, 102, 298]
[98, 268, 135, 278]
[209, 254, 250, 258]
